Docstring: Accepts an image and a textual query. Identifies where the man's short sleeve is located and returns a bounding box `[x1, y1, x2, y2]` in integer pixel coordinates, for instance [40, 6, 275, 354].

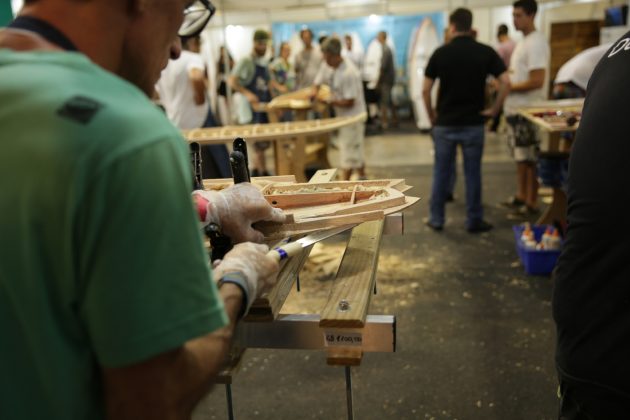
[78, 136, 228, 368]
[425, 50, 439, 80]
[186, 54, 205, 73]
[489, 48, 507, 78]
[527, 35, 550, 72]
[232, 57, 253, 86]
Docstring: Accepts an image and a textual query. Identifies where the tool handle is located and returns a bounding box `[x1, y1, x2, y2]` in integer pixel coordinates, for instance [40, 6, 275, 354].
[230, 150, 250, 184]
[233, 137, 249, 169]
[267, 241, 304, 262]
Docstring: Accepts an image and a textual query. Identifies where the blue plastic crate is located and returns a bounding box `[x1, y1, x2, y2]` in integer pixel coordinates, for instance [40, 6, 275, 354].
[512, 225, 562, 275]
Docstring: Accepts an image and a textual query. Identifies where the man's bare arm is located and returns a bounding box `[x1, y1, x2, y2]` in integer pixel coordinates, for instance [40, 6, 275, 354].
[189, 68, 206, 106]
[422, 77, 436, 125]
[510, 68, 545, 92]
[103, 283, 244, 420]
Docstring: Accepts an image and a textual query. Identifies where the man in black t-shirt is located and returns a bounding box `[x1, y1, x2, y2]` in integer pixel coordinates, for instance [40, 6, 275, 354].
[422, 8, 509, 233]
[553, 36, 630, 417]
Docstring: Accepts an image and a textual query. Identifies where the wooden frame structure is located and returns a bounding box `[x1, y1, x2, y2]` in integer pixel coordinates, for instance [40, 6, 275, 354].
[518, 99, 584, 226]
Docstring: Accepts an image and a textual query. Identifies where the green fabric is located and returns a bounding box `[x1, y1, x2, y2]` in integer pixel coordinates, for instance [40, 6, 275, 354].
[0, 50, 228, 419]
[0, 1, 13, 27]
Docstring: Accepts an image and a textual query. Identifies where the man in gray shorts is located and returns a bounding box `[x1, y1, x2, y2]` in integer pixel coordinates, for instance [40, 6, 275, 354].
[502, 0, 549, 216]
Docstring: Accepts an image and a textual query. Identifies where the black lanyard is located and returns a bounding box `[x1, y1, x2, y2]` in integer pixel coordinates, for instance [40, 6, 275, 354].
[8, 16, 77, 51]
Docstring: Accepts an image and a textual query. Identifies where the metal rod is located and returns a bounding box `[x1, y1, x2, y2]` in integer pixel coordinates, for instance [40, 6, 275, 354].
[225, 383, 234, 420]
[345, 366, 354, 420]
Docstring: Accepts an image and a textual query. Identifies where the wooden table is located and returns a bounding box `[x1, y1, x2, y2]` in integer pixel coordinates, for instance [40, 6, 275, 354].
[518, 99, 584, 227]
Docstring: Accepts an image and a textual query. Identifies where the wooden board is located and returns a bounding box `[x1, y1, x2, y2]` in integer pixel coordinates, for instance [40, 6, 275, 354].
[319, 220, 384, 329]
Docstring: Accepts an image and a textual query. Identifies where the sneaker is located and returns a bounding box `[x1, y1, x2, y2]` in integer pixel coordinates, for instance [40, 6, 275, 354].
[501, 196, 525, 209]
[467, 220, 493, 233]
[423, 218, 443, 232]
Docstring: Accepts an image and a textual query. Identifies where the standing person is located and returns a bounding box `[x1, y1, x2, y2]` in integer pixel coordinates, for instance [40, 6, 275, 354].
[156, 34, 230, 179]
[376, 31, 397, 130]
[495, 23, 516, 68]
[319, 37, 366, 180]
[216, 45, 234, 126]
[229, 29, 274, 176]
[295, 27, 323, 90]
[0, 1, 285, 419]
[489, 23, 516, 132]
[342, 34, 363, 72]
[553, 36, 630, 418]
[501, 0, 550, 216]
[422, 8, 510, 233]
[269, 41, 296, 122]
[269, 41, 295, 98]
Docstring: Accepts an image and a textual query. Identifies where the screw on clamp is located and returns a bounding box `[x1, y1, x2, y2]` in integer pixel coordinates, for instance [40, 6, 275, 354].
[338, 299, 350, 312]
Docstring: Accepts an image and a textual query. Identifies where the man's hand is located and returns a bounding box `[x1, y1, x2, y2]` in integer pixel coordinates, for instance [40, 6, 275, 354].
[244, 90, 259, 105]
[193, 183, 285, 243]
[480, 108, 498, 118]
[214, 242, 280, 305]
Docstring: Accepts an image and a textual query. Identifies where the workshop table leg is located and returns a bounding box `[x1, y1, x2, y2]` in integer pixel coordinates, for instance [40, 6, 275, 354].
[345, 366, 354, 420]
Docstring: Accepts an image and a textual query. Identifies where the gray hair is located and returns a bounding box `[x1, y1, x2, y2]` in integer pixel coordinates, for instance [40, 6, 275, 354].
[321, 37, 341, 56]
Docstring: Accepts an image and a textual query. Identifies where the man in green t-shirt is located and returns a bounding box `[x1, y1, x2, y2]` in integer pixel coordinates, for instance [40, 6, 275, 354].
[0, 1, 285, 419]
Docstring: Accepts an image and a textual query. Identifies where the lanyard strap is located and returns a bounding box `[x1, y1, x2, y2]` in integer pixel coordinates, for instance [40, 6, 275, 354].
[8, 16, 77, 51]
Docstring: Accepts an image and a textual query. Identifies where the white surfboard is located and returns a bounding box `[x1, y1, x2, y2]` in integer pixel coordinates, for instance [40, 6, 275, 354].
[407, 18, 440, 131]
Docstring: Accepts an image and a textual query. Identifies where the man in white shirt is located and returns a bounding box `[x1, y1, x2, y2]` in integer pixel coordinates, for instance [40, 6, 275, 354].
[342, 34, 363, 72]
[320, 37, 366, 180]
[156, 35, 230, 178]
[295, 28, 323, 90]
[502, 0, 550, 217]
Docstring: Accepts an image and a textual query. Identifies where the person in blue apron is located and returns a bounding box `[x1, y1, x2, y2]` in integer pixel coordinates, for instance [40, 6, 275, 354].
[230, 29, 274, 177]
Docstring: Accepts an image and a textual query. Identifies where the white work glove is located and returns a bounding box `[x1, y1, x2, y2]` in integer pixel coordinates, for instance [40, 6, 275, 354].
[192, 183, 285, 243]
[213, 242, 280, 316]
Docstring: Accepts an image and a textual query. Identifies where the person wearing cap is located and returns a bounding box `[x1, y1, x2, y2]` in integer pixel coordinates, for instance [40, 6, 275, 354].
[229, 28, 276, 176]
[319, 37, 367, 181]
[0, 1, 284, 419]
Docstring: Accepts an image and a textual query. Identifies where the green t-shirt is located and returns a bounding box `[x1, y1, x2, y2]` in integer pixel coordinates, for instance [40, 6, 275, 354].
[0, 49, 228, 419]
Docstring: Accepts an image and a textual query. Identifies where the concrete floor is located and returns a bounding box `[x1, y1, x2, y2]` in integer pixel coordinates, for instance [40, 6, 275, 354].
[193, 122, 558, 420]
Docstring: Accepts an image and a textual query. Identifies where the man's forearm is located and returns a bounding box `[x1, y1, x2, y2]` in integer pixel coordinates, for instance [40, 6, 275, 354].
[422, 91, 434, 124]
[104, 284, 245, 420]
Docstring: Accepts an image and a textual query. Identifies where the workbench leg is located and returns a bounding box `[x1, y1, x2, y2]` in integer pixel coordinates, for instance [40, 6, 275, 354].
[225, 384, 234, 420]
[345, 366, 354, 420]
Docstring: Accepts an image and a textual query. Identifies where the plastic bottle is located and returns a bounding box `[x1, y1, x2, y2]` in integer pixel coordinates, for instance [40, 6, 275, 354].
[541, 226, 553, 249]
[521, 223, 533, 243]
[547, 229, 562, 250]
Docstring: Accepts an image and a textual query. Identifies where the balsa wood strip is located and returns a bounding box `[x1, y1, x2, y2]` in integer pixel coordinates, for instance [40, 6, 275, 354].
[258, 210, 384, 240]
[266, 190, 378, 209]
[319, 220, 385, 329]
